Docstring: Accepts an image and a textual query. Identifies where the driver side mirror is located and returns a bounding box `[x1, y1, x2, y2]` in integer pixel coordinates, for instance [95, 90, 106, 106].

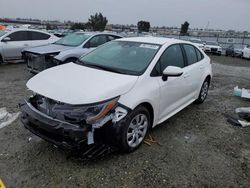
[2, 37, 10, 42]
[162, 66, 183, 81]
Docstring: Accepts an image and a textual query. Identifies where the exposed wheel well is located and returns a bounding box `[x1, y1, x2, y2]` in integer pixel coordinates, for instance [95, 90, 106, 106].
[0, 54, 3, 63]
[138, 102, 154, 128]
[64, 57, 78, 64]
[206, 75, 211, 85]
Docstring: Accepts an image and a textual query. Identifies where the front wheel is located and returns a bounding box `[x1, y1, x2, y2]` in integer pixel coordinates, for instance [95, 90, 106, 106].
[195, 79, 210, 104]
[115, 106, 150, 153]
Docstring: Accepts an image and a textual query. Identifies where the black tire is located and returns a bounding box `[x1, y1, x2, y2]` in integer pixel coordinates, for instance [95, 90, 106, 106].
[114, 106, 151, 153]
[195, 78, 210, 104]
[63, 58, 77, 64]
[0, 55, 3, 64]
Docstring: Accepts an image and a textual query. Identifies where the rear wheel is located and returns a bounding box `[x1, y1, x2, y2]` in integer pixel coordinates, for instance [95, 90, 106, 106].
[115, 106, 150, 152]
[195, 78, 210, 104]
[0, 55, 3, 64]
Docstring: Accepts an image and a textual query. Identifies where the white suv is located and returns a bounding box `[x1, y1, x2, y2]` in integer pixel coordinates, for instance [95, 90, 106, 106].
[0, 29, 59, 63]
[20, 37, 212, 152]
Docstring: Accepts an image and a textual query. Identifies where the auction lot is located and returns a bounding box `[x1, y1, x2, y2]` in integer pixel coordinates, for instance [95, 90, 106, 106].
[0, 56, 250, 188]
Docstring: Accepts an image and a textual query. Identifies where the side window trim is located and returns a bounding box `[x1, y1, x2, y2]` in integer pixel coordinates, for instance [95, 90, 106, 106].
[150, 43, 185, 77]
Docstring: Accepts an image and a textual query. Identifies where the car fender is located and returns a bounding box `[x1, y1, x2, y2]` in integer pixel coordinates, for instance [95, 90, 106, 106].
[54, 48, 92, 62]
[118, 76, 161, 127]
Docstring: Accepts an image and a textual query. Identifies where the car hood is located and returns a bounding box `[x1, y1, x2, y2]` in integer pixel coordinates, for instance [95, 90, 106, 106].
[23, 44, 74, 54]
[27, 63, 139, 105]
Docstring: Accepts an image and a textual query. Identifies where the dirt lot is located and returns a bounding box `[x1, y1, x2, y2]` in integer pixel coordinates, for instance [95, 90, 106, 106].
[0, 56, 250, 188]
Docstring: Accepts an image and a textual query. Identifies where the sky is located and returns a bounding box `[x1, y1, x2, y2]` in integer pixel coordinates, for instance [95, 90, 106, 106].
[0, 0, 249, 31]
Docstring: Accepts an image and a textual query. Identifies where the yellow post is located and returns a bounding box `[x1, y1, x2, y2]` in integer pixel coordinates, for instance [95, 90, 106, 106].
[0, 178, 6, 188]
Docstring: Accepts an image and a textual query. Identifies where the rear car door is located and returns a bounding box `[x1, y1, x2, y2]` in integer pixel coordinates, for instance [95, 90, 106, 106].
[182, 44, 205, 99]
[152, 44, 191, 121]
[1, 31, 29, 60]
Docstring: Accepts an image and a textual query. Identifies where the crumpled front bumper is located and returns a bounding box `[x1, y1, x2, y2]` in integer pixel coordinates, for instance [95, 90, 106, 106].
[20, 100, 91, 149]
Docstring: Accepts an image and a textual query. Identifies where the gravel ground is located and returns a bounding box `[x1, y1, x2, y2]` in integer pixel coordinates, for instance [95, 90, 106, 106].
[0, 56, 250, 188]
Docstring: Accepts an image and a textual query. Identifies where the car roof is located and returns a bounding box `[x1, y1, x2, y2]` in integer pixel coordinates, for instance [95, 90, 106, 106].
[75, 31, 122, 37]
[116, 37, 190, 45]
[4, 28, 52, 34]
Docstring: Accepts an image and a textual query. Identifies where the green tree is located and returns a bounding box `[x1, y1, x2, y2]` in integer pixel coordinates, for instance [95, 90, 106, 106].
[46, 23, 52, 30]
[180, 21, 189, 36]
[87, 13, 108, 31]
[70, 22, 85, 30]
[137, 20, 150, 32]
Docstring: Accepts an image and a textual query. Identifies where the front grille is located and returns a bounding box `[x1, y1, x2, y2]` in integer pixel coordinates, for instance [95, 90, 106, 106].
[211, 48, 217, 52]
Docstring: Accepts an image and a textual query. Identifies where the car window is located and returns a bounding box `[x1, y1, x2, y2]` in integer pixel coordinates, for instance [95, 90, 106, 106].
[7, 31, 29, 41]
[107, 35, 121, 41]
[89, 35, 108, 48]
[29, 31, 50, 40]
[54, 33, 91, 47]
[151, 44, 184, 76]
[183, 44, 198, 65]
[79, 41, 160, 75]
[160, 44, 185, 70]
[195, 48, 204, 61]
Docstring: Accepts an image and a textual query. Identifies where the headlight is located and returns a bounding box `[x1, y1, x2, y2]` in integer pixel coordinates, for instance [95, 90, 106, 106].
[51, 97, 119, 124]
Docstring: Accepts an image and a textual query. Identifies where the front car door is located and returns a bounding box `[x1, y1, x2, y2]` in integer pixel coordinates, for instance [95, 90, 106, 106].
[85, 35, 108, 51]
[1, 31, 29, 60]
[152, 44, 191, 122]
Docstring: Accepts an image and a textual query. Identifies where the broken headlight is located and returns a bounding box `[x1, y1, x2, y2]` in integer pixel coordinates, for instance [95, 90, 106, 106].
[51, 97, 119, 124]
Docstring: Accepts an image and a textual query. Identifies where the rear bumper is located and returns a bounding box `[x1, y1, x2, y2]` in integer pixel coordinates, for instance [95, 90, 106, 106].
[20, 100, 91, 149]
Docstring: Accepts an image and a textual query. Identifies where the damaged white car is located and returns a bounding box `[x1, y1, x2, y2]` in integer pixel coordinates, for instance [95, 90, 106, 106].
[20, 37, 212, 152]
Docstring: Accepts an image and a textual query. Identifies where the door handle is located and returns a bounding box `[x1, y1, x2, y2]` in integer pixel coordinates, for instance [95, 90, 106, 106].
[24, 44, 29, 47]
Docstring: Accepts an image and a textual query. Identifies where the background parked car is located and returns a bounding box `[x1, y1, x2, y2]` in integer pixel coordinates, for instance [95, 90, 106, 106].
[225, 44, 243, 57]
[204, 41, 222, 55]
[189, 38, 205, 51]
[0, 29, 59, 63]
[243, 45, 250, 59]
[23, 32, 122, 74]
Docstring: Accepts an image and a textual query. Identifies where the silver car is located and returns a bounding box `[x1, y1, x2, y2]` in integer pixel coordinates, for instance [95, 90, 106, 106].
[0, 29, 59, 63]
[23, 32, 122, 74]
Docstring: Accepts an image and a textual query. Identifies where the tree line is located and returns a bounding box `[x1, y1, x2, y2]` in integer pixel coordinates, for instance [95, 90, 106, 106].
[56, 12, 190, 35]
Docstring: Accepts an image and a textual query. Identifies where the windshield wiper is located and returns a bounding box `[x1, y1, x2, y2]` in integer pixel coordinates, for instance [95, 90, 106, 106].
[87, 64, 126, 74]
[75, 60, 138, 75]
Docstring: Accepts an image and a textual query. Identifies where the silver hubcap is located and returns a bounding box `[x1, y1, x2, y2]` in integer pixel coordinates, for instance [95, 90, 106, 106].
[127, 114, 148, 148]
[201, 81, 209, 100]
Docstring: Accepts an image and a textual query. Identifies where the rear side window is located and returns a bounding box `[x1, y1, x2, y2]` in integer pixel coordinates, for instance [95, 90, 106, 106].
[152, 44, 184, 76]
[29, 31, 50, 40]
[195, 48, 204, 61]
[7, 31, 29, 41]
[183, 44, 198, 65]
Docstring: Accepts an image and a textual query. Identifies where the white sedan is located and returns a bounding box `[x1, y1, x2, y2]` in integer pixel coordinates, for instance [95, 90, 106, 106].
[20, 37, 212, 152]
[204, 41, 222, 55]
[0, 29, 59, 63]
